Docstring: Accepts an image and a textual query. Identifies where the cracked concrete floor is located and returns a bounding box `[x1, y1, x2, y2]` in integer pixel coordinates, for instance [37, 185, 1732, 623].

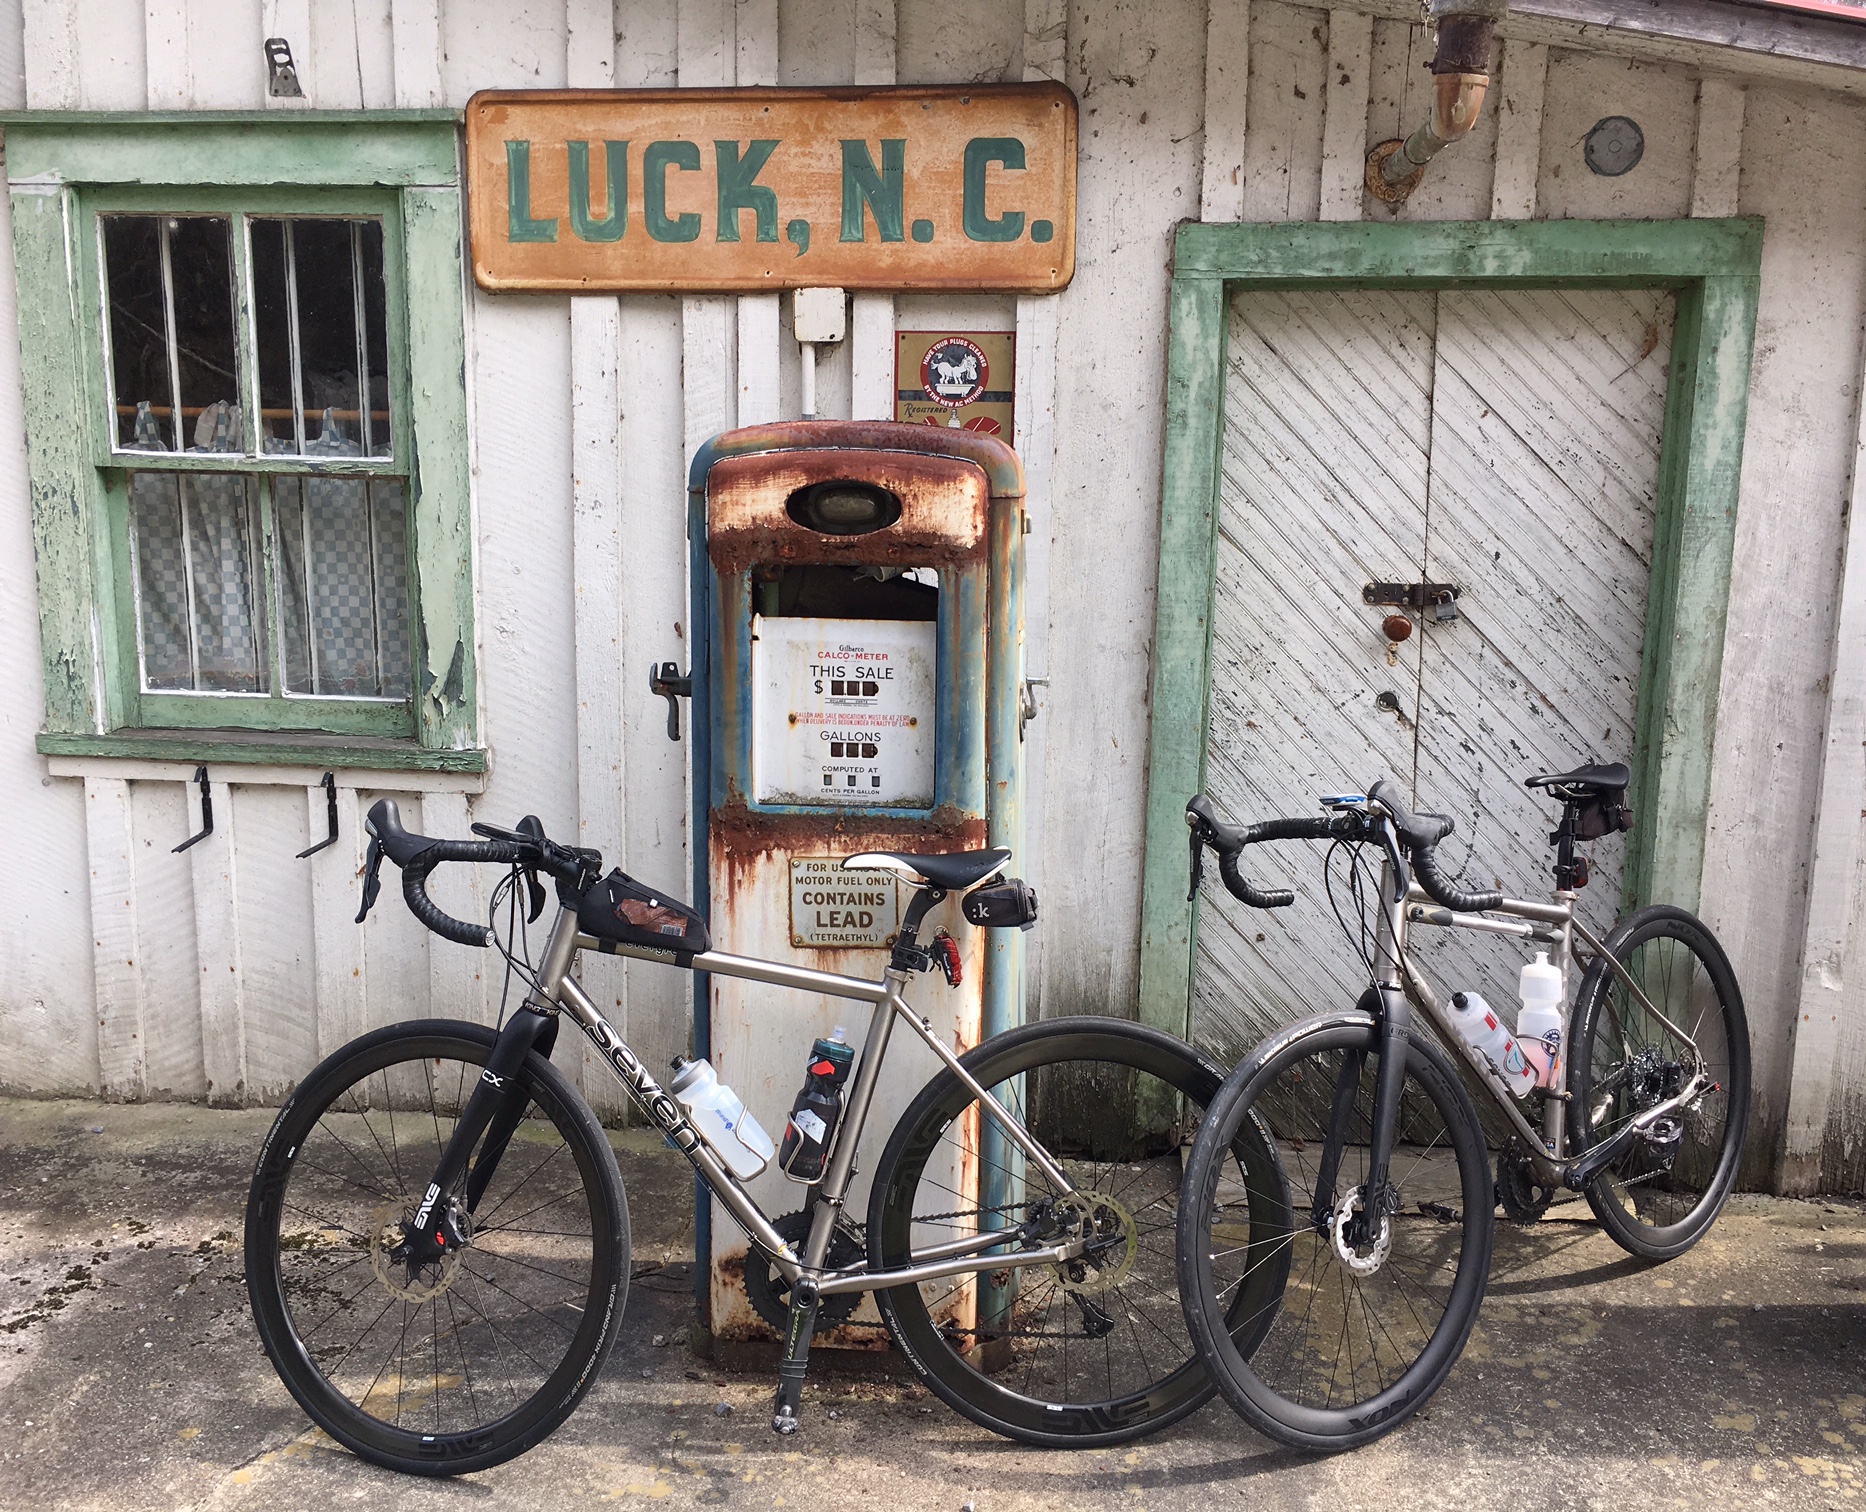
[1, 1096, 1863, 1511]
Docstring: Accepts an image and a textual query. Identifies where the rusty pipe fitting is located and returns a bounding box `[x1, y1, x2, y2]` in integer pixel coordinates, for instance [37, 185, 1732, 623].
[1367, 0, 1507, 205]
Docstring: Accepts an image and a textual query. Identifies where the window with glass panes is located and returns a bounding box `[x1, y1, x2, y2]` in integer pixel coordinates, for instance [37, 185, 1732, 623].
[98, 200, 414, 734]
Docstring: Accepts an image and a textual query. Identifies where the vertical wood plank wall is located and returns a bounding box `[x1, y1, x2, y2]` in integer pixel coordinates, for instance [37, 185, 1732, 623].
[2, 0, 1865, 1189]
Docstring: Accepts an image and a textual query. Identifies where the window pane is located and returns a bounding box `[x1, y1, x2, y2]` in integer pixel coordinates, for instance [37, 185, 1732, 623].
[250, 218, 298, 452]
[129, 470, 268, 694]
[103, 216, 173, 449]
[274, 474, 411, 698]
[249, 217, 389, 457]
[357, 221, 391, 457]
[168, 217, 238, 440]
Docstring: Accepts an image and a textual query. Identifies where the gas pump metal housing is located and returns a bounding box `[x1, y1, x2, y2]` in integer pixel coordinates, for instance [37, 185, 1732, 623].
[685, 420, 1029, 1346]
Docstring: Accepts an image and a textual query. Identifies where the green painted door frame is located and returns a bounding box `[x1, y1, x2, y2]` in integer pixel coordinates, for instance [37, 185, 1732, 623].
[1136, 218, 1765, 1040]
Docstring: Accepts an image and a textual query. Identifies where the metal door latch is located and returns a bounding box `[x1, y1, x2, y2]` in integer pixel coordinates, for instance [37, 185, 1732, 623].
[1363, 582, 1461, 623]
[650, 662, 693, 741]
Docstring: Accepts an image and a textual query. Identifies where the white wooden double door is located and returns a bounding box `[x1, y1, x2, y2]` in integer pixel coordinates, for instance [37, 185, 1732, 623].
[1194, 285, 1674, 1060]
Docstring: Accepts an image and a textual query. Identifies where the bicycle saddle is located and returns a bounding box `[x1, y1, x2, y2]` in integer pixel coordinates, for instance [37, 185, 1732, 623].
[844, 848, 1011, 891]
[1525, 762, 1630, 794]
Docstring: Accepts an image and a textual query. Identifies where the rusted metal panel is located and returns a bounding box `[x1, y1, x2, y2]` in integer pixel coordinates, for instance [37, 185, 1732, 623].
[465, 85, 1077, 293]
[706, 448, 989, 575]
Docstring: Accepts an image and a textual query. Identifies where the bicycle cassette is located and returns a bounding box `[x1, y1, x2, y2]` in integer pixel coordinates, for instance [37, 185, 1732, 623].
[744, 1210, 867, 1333]
[1496, 1140, 1556, 1224]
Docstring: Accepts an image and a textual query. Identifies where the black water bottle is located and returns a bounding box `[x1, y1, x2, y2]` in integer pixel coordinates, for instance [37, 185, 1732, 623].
[778, 1028, 854, 1183]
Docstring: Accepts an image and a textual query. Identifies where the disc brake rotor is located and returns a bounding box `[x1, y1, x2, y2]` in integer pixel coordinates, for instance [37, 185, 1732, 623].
[1051, 1189, 1138, 1295]
[1331, 1185, 1392, 1277]
[369, 1203, 463, 1303]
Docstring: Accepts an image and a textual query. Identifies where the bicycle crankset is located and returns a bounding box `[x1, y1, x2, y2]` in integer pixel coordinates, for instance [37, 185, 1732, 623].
[1496, 1139, 1556, 1224]
[744, 1210, 867, 1333]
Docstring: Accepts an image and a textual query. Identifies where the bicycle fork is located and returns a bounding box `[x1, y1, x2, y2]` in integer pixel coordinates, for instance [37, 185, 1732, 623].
[1318, 860, 1413, 1256]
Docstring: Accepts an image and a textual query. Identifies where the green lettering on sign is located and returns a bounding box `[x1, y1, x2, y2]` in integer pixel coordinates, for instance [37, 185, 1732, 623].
[644, 141, 702, 242]
[839, 140, 905, 242]
[963, 137, 1026, 243]
[505, 140, 558, 243]
[715, 139, 780, 243]
[568, 140, 627, 243]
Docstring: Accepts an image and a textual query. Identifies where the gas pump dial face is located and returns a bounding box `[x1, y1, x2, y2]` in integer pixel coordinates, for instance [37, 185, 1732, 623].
[751, 616, 938, 808]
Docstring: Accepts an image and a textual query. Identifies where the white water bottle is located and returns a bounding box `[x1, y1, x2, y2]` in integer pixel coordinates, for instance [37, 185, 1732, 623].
[669, 1057, 777, 1181]
[1516, 951, 1566, 1090]
[1447, 991, 1536, 1098]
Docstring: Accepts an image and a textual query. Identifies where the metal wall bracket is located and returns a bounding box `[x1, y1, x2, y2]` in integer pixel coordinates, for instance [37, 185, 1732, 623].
[296, 772, 339, 859]
[650, 661, 693, 741]
[173, 766, 214, 854]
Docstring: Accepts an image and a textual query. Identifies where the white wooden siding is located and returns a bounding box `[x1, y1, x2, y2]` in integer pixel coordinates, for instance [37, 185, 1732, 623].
[0, 0, 1859, 1190]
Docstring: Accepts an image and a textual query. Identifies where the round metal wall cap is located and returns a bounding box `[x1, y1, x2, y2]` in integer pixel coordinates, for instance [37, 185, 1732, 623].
[1584, 116, 1645, 177]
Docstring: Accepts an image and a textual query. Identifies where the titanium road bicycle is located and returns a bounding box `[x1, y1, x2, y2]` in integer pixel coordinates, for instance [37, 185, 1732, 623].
[1177, 764, 1750, 1451]
[245, 800, 1281, 1474]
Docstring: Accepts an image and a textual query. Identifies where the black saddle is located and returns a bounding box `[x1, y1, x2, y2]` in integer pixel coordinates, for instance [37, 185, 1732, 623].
[848, 848, 1011, 891]
[1525, 762, 1631, 796]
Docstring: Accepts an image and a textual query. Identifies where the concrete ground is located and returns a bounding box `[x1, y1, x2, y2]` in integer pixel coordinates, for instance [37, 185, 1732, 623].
[1, 1097, 1863, 1512]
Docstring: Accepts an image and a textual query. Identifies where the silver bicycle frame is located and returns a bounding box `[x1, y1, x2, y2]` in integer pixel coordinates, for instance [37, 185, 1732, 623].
[521, 905, 1087, 1291]
[1373, 862, 1712, 1181]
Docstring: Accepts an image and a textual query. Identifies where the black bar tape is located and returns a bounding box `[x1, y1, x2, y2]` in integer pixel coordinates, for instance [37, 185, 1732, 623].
[1412, 847, 1503, 913]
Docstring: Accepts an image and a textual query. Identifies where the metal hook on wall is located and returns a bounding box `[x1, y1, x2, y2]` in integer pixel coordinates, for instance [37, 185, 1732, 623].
[296, 772, 339, 859]
[173, 766, 214, 854]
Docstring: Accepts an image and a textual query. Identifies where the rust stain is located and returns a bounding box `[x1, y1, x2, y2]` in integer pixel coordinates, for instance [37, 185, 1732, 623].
[466, 84, 1077, 293]
[709, 800, 985, 862]
[706, 448, 989, 577]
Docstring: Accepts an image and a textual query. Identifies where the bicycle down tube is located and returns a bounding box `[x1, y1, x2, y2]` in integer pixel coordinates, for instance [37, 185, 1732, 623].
[511, 903, 1087, 1291]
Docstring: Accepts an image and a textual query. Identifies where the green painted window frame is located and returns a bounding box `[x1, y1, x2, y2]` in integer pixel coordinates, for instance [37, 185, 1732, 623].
[1135, 218, 1764, 1040]
[5, 112, 485, 773]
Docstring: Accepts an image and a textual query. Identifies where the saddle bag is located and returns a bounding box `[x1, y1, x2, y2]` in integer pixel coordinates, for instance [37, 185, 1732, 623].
[578, 869, 712, 956]
[1574, 788, 1634, 840]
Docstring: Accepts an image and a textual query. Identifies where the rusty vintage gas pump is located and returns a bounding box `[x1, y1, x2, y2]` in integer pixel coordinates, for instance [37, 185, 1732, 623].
[680, 420, 1026, 1355]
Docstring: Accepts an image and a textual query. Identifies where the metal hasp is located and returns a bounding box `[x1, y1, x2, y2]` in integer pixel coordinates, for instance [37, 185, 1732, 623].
[1363, 581, 1461, 622]
[172, 766, 213, 854]
[650, 661, 693, 740]
[1366, 0, 1507, 205]
[687, 419, 1026, 1354]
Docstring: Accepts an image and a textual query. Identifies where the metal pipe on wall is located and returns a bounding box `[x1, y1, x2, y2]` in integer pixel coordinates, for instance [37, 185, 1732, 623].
[1366, 0, 1508, 205]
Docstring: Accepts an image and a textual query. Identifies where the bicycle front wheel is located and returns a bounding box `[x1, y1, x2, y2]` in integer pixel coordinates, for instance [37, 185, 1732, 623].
[1568, 904, 1750, 1260]
[245, 1020, 629, 1475]
[868, 1017, 1287, 1447]
[1177, 1012, 1494, 1453]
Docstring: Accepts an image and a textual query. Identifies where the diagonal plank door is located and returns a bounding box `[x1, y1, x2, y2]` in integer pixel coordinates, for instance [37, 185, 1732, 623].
[1196, 289, 1435, 1062]
[1195, 284, 1671, 1064]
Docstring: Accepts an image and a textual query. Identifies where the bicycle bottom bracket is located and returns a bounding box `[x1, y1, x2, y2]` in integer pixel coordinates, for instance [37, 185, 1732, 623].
[1331, 1186, 1393, 1277]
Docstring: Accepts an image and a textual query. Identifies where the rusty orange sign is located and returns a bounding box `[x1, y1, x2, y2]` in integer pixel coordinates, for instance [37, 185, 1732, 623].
[465, 85, 1076, 293]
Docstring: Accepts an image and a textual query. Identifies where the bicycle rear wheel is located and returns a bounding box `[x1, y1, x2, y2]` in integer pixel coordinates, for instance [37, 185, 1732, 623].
[1177, 1012, 1494, 1452]
[868, 1017, 1287, 1447]
[245, 1021, 628, 1475]
[1568, 905, 1750, 1260]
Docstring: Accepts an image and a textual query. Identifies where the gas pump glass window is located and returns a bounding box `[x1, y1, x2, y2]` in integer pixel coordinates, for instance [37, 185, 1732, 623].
[753, 482, 938, 809]
[99, 211, 412, 719]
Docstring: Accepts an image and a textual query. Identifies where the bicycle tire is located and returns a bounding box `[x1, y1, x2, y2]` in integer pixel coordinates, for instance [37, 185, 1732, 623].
[1568, 904, 1750, 1261]
[245, 1020, 629, 1475]
[867, 1016, 1287, 1447]
[1177, 1012, 1494, 1453]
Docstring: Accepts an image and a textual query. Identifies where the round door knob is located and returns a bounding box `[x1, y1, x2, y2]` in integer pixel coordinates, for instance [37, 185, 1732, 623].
[1382, 613, 1413, 643]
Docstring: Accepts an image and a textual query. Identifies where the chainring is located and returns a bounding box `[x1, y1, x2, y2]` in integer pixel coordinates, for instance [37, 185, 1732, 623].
[744, 1210, 868, 1333]
[1496, 1140, 1556, 1224]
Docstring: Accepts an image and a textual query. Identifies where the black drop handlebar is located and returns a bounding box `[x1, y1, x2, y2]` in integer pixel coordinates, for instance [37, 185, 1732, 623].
[1186, 781, 1505, 915]
[359, 798, 602, 949]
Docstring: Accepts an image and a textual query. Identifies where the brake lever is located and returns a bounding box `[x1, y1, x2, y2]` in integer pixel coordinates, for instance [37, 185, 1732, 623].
[1187, 825, 1206, 902]
[1377, 819, 1411, 903]
[522, 865, 547, 922]
[355, 837, 384, 924]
